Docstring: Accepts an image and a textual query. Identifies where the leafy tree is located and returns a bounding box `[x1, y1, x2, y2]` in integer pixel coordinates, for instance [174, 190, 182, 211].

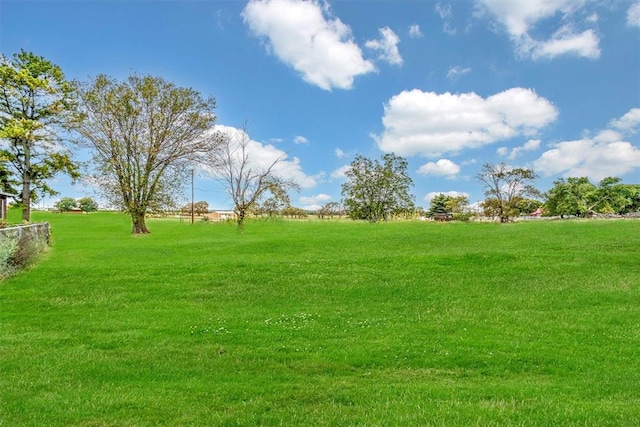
[74, 73, 219, 233]
[55, 197, 77, 212]
[317, 201, 343, 219]
[209, 125, 299, 230]
[544, 177, 597, 217]
[341, 153, 414, 222]
[78, 197, 98, 212]
[181, 201, 209, 216]
[476, 163, 539, 222]
[257, 183, 291, 217]
[0, 50, 80, 221]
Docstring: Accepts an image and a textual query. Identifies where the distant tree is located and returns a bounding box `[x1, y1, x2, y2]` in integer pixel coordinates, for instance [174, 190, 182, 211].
[194, 201, 209, 216]
[544, 177, 597, 217]
[341, 153, 414, 222]
[78, 197, 98, 212]
[0, 50, 80, 221]
[513, 198, 543, 215]
[476, 163, 539, 222]
[74, 73, 219, 233]
[317, 201, 343, 219]
[428, 193, 451, 216]
[208, 125, 299, 230]
[282, 206, 308, 219]
[55, 197, 77, 212]
[593, 177, 634, 214]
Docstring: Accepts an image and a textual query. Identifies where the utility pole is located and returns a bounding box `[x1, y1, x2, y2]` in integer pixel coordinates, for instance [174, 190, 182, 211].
[191, 169, 195, 225]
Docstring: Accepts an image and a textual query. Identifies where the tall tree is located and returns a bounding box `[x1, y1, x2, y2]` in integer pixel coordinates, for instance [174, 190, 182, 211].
[209, 125, 299, 230]
[341, 153, 415, 222]
[0, 50, 79, 221]
[544, 177, 597, 217]
[476, 163, 539, 222]
[74, 73, 219, 233]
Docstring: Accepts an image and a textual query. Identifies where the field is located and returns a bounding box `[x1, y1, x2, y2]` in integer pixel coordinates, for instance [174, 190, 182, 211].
[1, 212, 639, 426]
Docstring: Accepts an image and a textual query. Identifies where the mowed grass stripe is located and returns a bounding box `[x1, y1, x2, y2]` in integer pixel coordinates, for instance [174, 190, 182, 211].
[1, 213, 639, 425]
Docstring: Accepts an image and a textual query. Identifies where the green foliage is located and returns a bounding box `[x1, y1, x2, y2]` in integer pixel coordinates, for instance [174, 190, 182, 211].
[0, 50, 80, 221]
[74, 73, 218, 233]
[341, 153, 415, 222]
[54, 197, 77, 212]
[77, 197, 98, 212]
[1, 213, 640, 425]
[181, 200, 208, 216]
[544, 176, 640, 216]
[477, 163, 539, 222]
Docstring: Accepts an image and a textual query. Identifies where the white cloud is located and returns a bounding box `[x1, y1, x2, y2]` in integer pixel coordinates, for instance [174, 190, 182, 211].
[610, 108, 640, 134]
[293, 135, 308, 144]
[447, 65, 471, 80]
[408, 24, 423, 38]
[533, 108, 640, 180]
[299, 194, 331, 206]
[212, 125, 317, 189]
[375, 87, 557, 157]
[330, 164, 350, 179]
[529, 27, 600, 60]
[435, 2, 456, 35]
[417, 159, 460, 177]
[242, 0, 375, 91]
[335, 148, 347, 158]
[628, 1, 640, 27]
[365, 27, 403, 66]
[497, 138, 541, 159]
[476, 0, 600, 60]
[424, 191, 469, 202]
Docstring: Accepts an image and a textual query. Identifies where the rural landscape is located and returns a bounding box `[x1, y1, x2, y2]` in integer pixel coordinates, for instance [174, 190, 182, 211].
[1, 210, 640, 425]
[2, 0, 640, 424]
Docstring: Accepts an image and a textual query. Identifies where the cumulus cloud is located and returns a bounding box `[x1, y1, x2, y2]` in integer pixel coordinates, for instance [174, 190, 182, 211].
[408, 24, 423, 38]
[299, 193, 331, 209]
[628, 1, 640, 27]
[335, 148, 347, 158]
[610, 108, 640, 133]
[293, 135, 308, 144]
[533, 108, 640, 180]
[476, 0, 600, 60]
[447, 65, 471, 80]
[242, 0, 375, 91]
[424, 191, 469, 202]
[497, 138, 541, 159]
[212, 125, 317, 188]
[375, 87, 558, 157]
[330, 164, 350, 179]
[417, 159, 460, 177]
[365, 27, 403, 66]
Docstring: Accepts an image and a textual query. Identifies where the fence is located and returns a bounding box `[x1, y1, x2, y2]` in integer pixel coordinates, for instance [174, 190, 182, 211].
[0, 223, 50, 246]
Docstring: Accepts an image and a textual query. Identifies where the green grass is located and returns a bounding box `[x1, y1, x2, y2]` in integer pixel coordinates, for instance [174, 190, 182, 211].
[1, 212, 640, 426]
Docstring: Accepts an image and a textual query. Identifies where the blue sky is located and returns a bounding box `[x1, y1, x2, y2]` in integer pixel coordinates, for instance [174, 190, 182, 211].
[2, 0, 639, 210]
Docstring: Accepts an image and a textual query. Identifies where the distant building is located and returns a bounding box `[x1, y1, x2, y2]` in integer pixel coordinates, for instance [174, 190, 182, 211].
[0, 191, 17, 220]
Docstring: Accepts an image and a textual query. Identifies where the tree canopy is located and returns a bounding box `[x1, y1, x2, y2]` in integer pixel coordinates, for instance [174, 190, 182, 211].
[0, 50, 80, 221]
[74, 73, 219, 233]
[545, 177, 640, 217]
[476, 163, 539, 222]
[341, 154, 415, 222]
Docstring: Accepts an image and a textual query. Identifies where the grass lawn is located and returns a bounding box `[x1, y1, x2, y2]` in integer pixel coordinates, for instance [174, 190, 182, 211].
[1, 212, 639, 426]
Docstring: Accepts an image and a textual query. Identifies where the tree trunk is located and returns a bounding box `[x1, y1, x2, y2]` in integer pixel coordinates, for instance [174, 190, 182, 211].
[131, 210, 150, 234]
[236, 208, 246, 231]
[21, 178, 31, 222]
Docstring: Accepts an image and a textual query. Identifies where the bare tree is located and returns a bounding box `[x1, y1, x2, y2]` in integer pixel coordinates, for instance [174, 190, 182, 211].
[210, 125, 299, 230]
[74, 73, 220, 233]
[476, 162, 539, 222]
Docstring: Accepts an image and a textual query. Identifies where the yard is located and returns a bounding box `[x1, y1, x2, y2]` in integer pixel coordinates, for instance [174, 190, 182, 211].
[1, 212, 639, 425]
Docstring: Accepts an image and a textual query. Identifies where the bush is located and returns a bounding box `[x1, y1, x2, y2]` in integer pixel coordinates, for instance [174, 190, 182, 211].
[0, 238, 18, 278]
